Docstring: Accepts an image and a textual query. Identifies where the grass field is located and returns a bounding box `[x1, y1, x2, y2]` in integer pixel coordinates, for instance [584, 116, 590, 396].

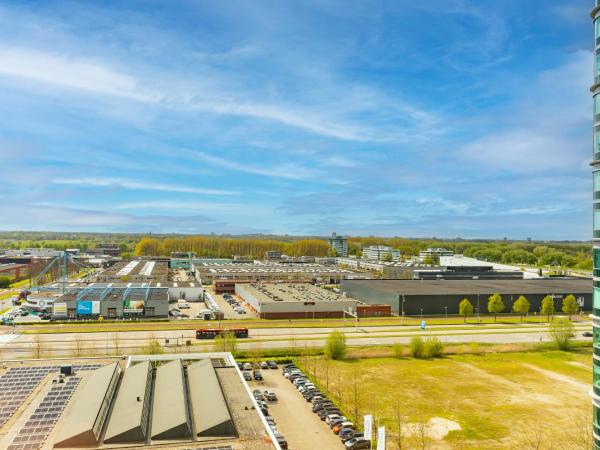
[296, 350, 592, 449]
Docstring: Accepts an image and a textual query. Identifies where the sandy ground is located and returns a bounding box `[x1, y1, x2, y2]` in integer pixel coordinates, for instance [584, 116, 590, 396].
[249, 369, 344, 450]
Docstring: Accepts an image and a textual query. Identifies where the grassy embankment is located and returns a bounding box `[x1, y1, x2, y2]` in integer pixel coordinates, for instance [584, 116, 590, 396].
[293, 349, 592, 450]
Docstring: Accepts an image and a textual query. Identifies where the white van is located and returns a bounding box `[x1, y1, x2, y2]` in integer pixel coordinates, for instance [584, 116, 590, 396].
[177, 300, 190, 309]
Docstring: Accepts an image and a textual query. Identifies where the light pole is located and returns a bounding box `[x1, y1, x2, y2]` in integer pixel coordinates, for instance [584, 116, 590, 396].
[420, 308, 423, 321]
[444, 306, 447, 321]
[477, 294, 480, 323]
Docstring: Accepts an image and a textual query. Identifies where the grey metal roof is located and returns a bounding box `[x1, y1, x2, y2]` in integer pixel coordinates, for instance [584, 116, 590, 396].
[104, 360, 150, 443]
[151, 359, 190, 440]
[187, 359, 234, 437]
[341, 278, 592, 296]
[54, 362, 120, 448]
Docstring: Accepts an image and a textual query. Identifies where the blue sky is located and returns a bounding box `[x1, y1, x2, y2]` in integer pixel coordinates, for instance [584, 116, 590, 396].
[0, 0, 593, 239]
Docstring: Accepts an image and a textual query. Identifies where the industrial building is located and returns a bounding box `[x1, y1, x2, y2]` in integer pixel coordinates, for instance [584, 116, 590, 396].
[419, 247, 454, 258]
[341, 278, 592, 316]
[96, 260, 169, 283]
[196, 262, 354, 284]
[235, 283, 390, 318]
[0, 354, 276, 449]
[52, 284, 170, 320]
[362, 245, 401, 262]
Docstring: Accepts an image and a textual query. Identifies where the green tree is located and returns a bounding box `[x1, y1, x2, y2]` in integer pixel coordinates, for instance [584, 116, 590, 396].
[487, 293, 505, 322]
[548, 317, 575, 350]
[213, 331, 238, 356]
[541, 295, 555, 322]
[458, 298, 473, 323]
[325, 330, 347, 360]
[141, 339, 164, 355]
[562, 294, 579, 320]
[0, 277, 10, 288]
[512, 295, 530, 322]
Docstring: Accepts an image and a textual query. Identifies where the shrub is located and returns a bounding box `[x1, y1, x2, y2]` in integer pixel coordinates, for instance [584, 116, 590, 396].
[0, 277, 10, 288]
[409, 336, 426, 358]
[392, 343, 404, 359]
[425, 337, 444, 358]
[141, 339, 164, 355]
[549, 317, 575, 350]
[325, 330, 347, 360]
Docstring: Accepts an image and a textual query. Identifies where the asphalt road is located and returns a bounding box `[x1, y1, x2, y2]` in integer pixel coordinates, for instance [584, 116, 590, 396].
[0, 321, 592, 359]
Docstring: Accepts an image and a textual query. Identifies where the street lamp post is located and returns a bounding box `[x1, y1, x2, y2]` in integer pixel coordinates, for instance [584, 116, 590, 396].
[420, 308, 423, 320]
[444, 306, 448, 321]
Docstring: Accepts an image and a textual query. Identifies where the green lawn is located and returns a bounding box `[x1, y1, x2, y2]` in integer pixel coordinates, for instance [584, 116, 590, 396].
[297, 350, 592, 449]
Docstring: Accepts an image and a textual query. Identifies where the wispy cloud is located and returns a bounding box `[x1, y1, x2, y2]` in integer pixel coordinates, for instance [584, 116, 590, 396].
[52, 177, 235, 195]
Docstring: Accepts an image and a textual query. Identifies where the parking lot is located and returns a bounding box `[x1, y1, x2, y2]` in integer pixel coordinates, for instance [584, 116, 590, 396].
[209, 288, 258, 319]
[248, 366, 346, 450]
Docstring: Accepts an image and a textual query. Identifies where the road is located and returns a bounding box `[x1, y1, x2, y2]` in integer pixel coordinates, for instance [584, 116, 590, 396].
[0, 321, 592, 359]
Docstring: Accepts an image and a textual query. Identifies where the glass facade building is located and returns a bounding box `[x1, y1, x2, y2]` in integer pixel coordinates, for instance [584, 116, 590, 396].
[593, 3, 600, 447]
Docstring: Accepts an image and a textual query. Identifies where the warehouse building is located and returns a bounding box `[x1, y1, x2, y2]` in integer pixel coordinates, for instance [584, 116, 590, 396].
[235, 283, 390, 318]
[52, 284, 169, 320]
[96, 260, 169, 283]
[341, 278, 592, 316]
[0, 354, 277, 449]
[197, 262, 354, 284]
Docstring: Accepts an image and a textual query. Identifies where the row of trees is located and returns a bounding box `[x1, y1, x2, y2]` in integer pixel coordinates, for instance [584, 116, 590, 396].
[458, 293, 580, 322]
[135, 236, 332, 258]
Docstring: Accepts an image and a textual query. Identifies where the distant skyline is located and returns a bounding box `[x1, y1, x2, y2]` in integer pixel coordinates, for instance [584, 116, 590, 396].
[0, 0, 592, 239]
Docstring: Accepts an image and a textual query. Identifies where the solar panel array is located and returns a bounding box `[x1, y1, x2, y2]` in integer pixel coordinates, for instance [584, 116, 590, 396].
[0, 364, 102, 441]
[6, 376, 81, 450]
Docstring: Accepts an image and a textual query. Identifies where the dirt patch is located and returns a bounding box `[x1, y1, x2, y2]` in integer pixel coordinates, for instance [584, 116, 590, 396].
[403, 417, 461, 440]
[522, 363, 589, 393]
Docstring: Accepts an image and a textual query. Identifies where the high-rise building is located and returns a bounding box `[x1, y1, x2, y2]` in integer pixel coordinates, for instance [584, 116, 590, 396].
[592, 3, 600, 447]
[327, 232, 348, 257]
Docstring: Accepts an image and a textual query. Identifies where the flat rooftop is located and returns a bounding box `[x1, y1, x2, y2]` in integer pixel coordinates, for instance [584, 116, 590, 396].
[341, 278, 592, 295]
[240, 283, 349, 303]
[101, 260, 168, 277]
[197, 262, 354, 274]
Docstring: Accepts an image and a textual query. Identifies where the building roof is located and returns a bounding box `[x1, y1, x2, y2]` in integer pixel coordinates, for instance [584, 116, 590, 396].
[239, 283, 350, 304]
[151, 359, 190, 440]
[54, 362, 120, 447]
[59, 284, 168, 302]
[196, 262, 353, 274]
[101, 260, 168, 277]
[187, 359, 234, 437]
[341, 278, 592, 295]
[104, 361, 150, 443]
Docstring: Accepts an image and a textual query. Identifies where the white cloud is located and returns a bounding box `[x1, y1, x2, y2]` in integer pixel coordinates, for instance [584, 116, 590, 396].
[52, 177, 236, 195]
[457, 50, 591, 173]
[190, 150, 322, 180]
[0, 42, 438, 144]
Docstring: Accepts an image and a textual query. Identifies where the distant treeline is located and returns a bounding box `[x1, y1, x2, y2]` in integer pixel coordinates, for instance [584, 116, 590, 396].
[134, 236, 332, 258]
[346, 238, 591, 270]
[0, 231, 591, 270]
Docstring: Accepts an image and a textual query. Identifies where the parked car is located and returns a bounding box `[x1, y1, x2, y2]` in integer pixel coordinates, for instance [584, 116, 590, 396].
[243, 371, 252, 381]
[345, 438, 371, 449]
[243, 363, 252, 371]
[264, 391, 277, 401]
[268, 360, 278, 369]
[253, 370, 263, 381]
[333, 421, 354, 434]
[275, 434, 288, 449]
[260, 361, 269, 369]
[583, 331, 593, 337]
